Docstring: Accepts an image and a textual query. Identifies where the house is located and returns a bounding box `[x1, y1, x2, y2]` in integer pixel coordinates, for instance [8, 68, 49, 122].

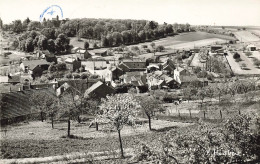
[0, 88, 55, 124]
[84, 81, 115, 99]
[120, 72, 147, 87]
[180, 75, 208, 88]
[56, 79, 99, 96]
[77, 49, 91, 59]
[247, 44, 256, 51]
[38, 50, 57, 63]
[82, 60, 111, 71]
[147, 76, 166, 90]
[160, 74, 180, 89]
[20, 60, 51, 78]
[65, 58, 81, 71]
[110, 66, 124, 81]
[90, 49, 108, 57]
[118, 59, 146, 72]
[211, 45, 223, 53]
[147, 63, 160, 73]
[7, 75, 21, 84]
[176, 67, 191, 76]
[162, 59, 176, 74]
[71, 47, 82, 54]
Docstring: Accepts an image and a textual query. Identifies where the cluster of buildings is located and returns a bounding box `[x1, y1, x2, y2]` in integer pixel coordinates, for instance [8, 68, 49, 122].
[0, 46, 210, 124]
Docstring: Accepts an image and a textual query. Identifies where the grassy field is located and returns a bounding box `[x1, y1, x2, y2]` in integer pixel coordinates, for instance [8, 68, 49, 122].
[69, 37, 101, 49]
[144, 32, 235, 49]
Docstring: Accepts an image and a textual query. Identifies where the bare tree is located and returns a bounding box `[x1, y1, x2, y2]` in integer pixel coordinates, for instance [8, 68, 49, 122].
[139, 95, 162, 130]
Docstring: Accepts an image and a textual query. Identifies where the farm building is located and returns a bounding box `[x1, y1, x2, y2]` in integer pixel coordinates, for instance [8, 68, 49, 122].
[84, 81, 115, 99]
[120, 72, 147, 87]
[77, 49, 92, 59]
[246, 44, 256, 51]
[37, 50, 57, 63]
[90, 49, 108, 57]
[118, 59, 147, 72]
[162, 59, 176, 74]
[0, 88, 55, 124]
[211, 45, 223, 53]
[71, 47, 82, 53]
[110, 66, 124, 81]
[7, 75, 21, 85]
[20, 60, 51, 78]
[65, 58, 81, 71]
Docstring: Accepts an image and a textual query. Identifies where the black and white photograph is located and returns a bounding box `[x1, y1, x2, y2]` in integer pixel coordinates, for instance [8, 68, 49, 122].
[0, 0, 260, 163]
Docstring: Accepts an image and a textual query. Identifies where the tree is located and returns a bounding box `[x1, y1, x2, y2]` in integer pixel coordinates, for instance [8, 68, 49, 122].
[25, 37, 34, 52]
[99, 94, 140, 158]
[253, 58, 260, 68]
[156, 45, 165, 52]
[139, 95, 162, 130]
[30, 91, 58, 128]
[58, 85, 87, 136]
[22, 17, 31, 30]
[37, 35, 48, 50]
[233, 52, 240, 59]
[27, 21, 41, 31]
[47, 39, 56, 53]
[12, 20, 23, 33]
[245, 52, 252, 58]
[84, 41, 89, 49]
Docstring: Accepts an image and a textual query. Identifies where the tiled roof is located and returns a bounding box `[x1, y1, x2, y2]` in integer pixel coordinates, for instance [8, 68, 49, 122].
[8, 75, 20, 83]
[23, 60, 50, 70]
[0, 88, 55, 120]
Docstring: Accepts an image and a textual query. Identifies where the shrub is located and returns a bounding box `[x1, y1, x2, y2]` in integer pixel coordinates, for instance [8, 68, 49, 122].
[233, 52, 240, 59]
[72, 73, 80, 78]
[65, 73, 72, 79]
[80, 73, 89, 79]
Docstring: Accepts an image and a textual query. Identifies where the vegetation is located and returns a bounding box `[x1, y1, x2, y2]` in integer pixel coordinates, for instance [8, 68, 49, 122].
[98, 94, 140, 158]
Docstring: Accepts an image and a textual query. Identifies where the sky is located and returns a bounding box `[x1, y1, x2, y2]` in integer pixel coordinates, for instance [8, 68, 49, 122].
[0, 0, 260, 26]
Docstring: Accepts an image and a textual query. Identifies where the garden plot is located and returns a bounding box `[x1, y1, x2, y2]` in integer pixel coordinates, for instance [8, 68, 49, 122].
[225, 51, 260, 75]
[234, 31, 260, 42]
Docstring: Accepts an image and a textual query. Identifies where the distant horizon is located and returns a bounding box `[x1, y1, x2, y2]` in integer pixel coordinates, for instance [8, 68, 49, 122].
[0, 0, 260, 26]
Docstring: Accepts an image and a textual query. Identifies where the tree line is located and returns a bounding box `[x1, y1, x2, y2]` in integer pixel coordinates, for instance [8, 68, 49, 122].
[4, 17, 192, 52]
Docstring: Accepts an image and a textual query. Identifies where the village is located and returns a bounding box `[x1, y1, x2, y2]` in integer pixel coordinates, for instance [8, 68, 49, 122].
[0, 1, 260, 163]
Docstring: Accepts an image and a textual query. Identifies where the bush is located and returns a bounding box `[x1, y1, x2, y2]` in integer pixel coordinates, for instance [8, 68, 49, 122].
[80, 72, 89, 79]
[72, 73, 80, 78]
[233, 52, 240, 59]
[65, 73, 72, 79]
[235, 58, 242, 62]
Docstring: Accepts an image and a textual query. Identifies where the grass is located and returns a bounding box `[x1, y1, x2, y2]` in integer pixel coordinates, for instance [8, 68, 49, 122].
[69, 37, 101, 49]
[0, 128, 165, 159]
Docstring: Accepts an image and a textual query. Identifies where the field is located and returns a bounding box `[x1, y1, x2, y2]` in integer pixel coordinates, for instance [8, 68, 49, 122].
[225, 51, 260, 75]
[140, 32, 235, 49]
[0, 119, 191, 159]
[69, 37, 101, 49]
[234, 31, 260, 42]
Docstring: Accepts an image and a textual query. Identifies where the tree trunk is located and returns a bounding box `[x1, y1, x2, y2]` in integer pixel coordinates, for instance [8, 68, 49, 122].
[239, 110, 241, 115]
[203, 111, 206, 119]
[220, 110, 222, 119]
[178, 110, 181, 118]
[67, 119, 71, 137]
[118, 130, 124, 158]
[148, 115, 152, 131]
[77, 115, 81, 123]
[40, 111, 44, 122]
[51, 117, 54, 129]
[95, 121, 98, 131]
